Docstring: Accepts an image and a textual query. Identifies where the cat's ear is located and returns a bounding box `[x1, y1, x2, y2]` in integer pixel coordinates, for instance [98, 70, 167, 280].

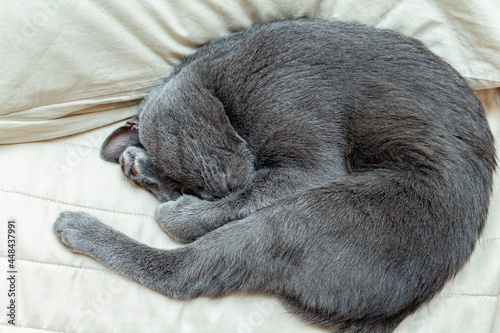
[100, 118, 141, 163]
[210, 96, 247, 145]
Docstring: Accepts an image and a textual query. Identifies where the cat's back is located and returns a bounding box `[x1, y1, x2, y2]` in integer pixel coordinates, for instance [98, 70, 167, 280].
[195, 19, 481, 126]
[176, 19, 480, 125]
[168, 19, 494, 179]
[205, 20, 490, 151]
[199, 19, 444, 85]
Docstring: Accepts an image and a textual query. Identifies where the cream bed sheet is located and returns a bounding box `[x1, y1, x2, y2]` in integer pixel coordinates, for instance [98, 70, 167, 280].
[1, 1, 500, 332]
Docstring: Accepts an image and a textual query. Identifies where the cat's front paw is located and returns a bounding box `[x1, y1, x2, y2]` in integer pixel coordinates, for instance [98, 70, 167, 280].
[120, 146, 159, 188]
[155, 195, 213, 243]
[54, 211, 107, 254]
[120, 146, 181, 202]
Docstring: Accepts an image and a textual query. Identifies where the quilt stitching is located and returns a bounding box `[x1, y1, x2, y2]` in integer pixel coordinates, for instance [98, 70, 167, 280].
[0, 189, 154, 220]
[437, 294, 499, 298]
[51, 141, 100, 151]
[479, 237, 500, 244]
[0, 324, 64, 333]
[0, 257, 115, 276]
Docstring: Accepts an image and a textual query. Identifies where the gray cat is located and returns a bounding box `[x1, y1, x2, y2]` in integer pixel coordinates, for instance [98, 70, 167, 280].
[54, 19, 496, 332]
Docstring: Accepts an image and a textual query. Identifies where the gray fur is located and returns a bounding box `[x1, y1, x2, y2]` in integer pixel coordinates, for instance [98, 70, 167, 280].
[54, 19, 496, 332]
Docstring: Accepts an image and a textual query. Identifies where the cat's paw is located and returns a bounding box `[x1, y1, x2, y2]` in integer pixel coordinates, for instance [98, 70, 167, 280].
[155, 195, 213, 243]
[54, 211, 107, 254]
[120, 146, 181, 202]
[120, 146, 159, 188]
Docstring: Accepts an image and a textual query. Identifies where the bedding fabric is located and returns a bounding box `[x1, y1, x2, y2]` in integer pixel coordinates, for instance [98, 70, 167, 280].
[1, 1, 500, 332]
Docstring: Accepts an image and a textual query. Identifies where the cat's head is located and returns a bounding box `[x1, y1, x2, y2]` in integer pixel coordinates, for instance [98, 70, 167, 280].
[100, 80, 255, 202]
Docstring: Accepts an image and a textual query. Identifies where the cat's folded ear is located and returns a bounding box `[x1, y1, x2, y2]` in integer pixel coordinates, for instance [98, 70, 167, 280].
[100, 118, 141, 163]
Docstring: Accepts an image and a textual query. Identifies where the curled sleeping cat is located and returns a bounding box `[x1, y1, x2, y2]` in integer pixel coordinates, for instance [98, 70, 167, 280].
[54, 19, 496, 332]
